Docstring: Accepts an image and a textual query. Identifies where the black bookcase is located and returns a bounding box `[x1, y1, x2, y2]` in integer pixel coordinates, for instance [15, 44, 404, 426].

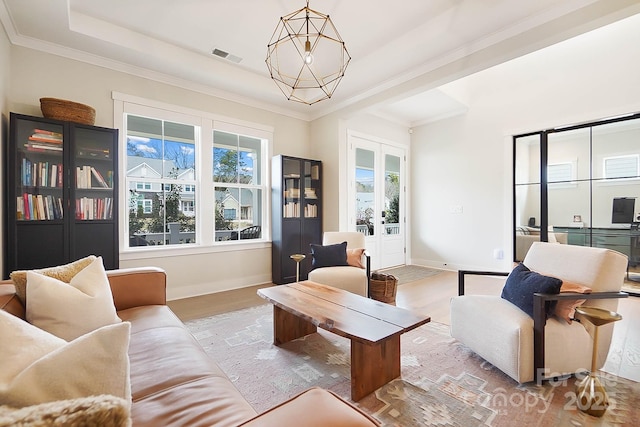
[4, 113, 119, 277]
[271, 155, 322, 284]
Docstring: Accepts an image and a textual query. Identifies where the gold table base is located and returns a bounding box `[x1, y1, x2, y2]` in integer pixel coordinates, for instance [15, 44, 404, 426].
[574, 306, 622, 418]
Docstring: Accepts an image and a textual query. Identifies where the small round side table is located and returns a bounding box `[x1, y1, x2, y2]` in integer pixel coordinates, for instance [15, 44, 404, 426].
[574, 306, 622, 418]
[290, 254, 306, 283]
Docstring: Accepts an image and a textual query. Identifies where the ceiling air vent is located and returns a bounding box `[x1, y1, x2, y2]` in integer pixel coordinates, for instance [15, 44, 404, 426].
[212, 48, 242, 64]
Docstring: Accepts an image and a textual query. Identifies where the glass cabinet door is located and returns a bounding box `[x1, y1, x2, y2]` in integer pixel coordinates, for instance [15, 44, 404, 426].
[15, 118, 65, 221]
[303, 160, 320, 218]
[283, 157, 301, 218]
[72, 126, 116, 221]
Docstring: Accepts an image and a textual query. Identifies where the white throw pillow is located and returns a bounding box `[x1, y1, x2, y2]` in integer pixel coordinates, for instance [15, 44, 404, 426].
[26, 256, 121, 341]
[0, 311, 65, 387]
[0, 310, 131, 408]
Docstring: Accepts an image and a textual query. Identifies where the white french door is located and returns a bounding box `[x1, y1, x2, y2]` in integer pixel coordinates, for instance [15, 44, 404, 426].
[348, 133, 406, 270]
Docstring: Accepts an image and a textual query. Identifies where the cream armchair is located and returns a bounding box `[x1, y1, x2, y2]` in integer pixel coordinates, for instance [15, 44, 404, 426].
[450, 242, 628, 383]
[307, 231, 371, 297]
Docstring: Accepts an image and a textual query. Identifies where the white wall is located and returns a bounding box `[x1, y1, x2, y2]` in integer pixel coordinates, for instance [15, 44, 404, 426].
[6, 46, 311, 299]
[411, 13, 640, 272]
[0, 24, 10, 278]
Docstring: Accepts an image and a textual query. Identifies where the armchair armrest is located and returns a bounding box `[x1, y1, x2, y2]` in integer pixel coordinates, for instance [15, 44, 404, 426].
[532, 291, 628, 383]
[457, 270, 510, 296]
[107, 267, 166, 311]
[364, 250, 371, 297]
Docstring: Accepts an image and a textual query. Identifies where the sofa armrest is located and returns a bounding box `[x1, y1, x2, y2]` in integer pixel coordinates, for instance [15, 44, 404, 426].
[532, 291, 628, 383]
[457, 270, 510, 296]
[107, 267, 166, 311]
[1, 283, 25, 319]
[239, 387, 379, 426]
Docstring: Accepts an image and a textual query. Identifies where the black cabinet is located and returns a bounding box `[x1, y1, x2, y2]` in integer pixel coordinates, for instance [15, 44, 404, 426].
[4, 113, 119, 277]
[271, 155, 321, 284]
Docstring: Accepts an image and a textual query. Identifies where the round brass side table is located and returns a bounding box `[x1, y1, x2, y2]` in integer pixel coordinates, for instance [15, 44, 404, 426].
[574, 306, 622, 418]
[290, 254, 306, 283]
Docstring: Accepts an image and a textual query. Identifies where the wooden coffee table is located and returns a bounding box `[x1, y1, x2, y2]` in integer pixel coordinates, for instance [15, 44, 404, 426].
[257, 280, 431, 400]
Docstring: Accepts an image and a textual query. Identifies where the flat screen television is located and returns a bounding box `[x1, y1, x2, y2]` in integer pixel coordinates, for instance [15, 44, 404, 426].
[612, 197, 636, 224]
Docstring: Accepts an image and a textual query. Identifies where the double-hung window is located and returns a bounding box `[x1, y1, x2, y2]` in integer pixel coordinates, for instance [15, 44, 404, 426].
[213, 130, 264, 241]
[126, 115, 197, 246]
[116, 94, 271, 250]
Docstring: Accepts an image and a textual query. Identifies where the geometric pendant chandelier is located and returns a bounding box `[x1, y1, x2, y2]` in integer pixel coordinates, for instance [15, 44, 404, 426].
[266, 0, 351, 105]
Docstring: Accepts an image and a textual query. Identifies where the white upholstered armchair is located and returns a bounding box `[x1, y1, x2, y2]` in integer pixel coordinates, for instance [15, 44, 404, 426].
[450, 242, 628, 383]
[307, 231, 371, 297]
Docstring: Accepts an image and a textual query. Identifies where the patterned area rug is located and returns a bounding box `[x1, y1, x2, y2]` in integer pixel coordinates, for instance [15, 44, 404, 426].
[377, 264, 443, 285]
[185, 304, 640, 426]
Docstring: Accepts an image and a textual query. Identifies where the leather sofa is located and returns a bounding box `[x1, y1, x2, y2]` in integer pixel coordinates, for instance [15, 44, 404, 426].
[1, 267, 379, 426]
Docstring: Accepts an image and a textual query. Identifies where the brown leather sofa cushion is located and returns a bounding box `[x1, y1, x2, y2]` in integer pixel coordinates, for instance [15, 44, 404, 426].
[119, 305, 257, 427]
[240, 387, 379, 426]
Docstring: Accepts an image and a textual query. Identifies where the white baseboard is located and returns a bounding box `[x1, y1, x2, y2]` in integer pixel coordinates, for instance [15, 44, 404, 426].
[166, 273, 272, 301]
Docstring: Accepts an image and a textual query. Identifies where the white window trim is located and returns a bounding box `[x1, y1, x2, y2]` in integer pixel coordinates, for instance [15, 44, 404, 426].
[547, 160, 577, 189]
[113, 92, 273, 260]
[602, 154, 640, 180]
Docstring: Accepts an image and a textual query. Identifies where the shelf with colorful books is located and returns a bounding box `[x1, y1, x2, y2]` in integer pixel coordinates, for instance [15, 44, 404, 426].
[19, 158, 64, 188]
[16, 192, 64, 221]
[75, 196, 114, 220]
[75, 165, 113, 189]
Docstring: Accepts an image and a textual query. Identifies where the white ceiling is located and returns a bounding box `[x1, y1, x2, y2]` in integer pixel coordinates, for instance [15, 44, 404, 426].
[1, 0, 639, 125]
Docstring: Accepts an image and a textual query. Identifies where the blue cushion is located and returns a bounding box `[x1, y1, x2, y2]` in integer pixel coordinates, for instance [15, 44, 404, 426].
[501, 263, 562, 318]
[310, 242, 348, 269]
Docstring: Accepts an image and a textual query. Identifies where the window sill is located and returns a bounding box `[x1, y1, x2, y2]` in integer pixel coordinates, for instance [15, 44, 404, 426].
[120, 240, 272, 261]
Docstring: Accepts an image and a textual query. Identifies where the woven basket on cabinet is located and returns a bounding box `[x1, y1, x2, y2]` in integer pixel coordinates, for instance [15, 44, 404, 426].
[40, 97, 96, 125]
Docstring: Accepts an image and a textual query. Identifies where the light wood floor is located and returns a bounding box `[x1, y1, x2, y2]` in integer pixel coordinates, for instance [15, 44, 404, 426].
[168, 270, 640, 381]
[168, 270, 638, 323]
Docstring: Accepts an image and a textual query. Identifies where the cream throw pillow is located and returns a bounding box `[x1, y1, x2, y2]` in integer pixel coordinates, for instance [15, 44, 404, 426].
[26, 256, 121, 341]
[0, 311, 65, 387]
[0, 310, 131, 409]
[10, 255, 96, 305]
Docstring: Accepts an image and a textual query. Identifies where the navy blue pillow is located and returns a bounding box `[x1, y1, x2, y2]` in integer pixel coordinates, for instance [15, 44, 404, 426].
[501, 263, 562, 318]
[310, 242, 348, 269]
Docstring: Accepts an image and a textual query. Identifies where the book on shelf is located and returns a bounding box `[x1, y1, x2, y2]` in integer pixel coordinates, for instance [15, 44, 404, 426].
[90, 167, 110, 188]
[24, 142, 63, 152]
[29, 135, 63, 144]
[16, 196, 23, 220]
[32, 128, 63, 138]
[77, 147, 110, 159]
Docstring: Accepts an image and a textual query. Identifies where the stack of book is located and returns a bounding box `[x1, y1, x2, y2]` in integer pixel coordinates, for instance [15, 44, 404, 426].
[24, 129, 63, 152]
